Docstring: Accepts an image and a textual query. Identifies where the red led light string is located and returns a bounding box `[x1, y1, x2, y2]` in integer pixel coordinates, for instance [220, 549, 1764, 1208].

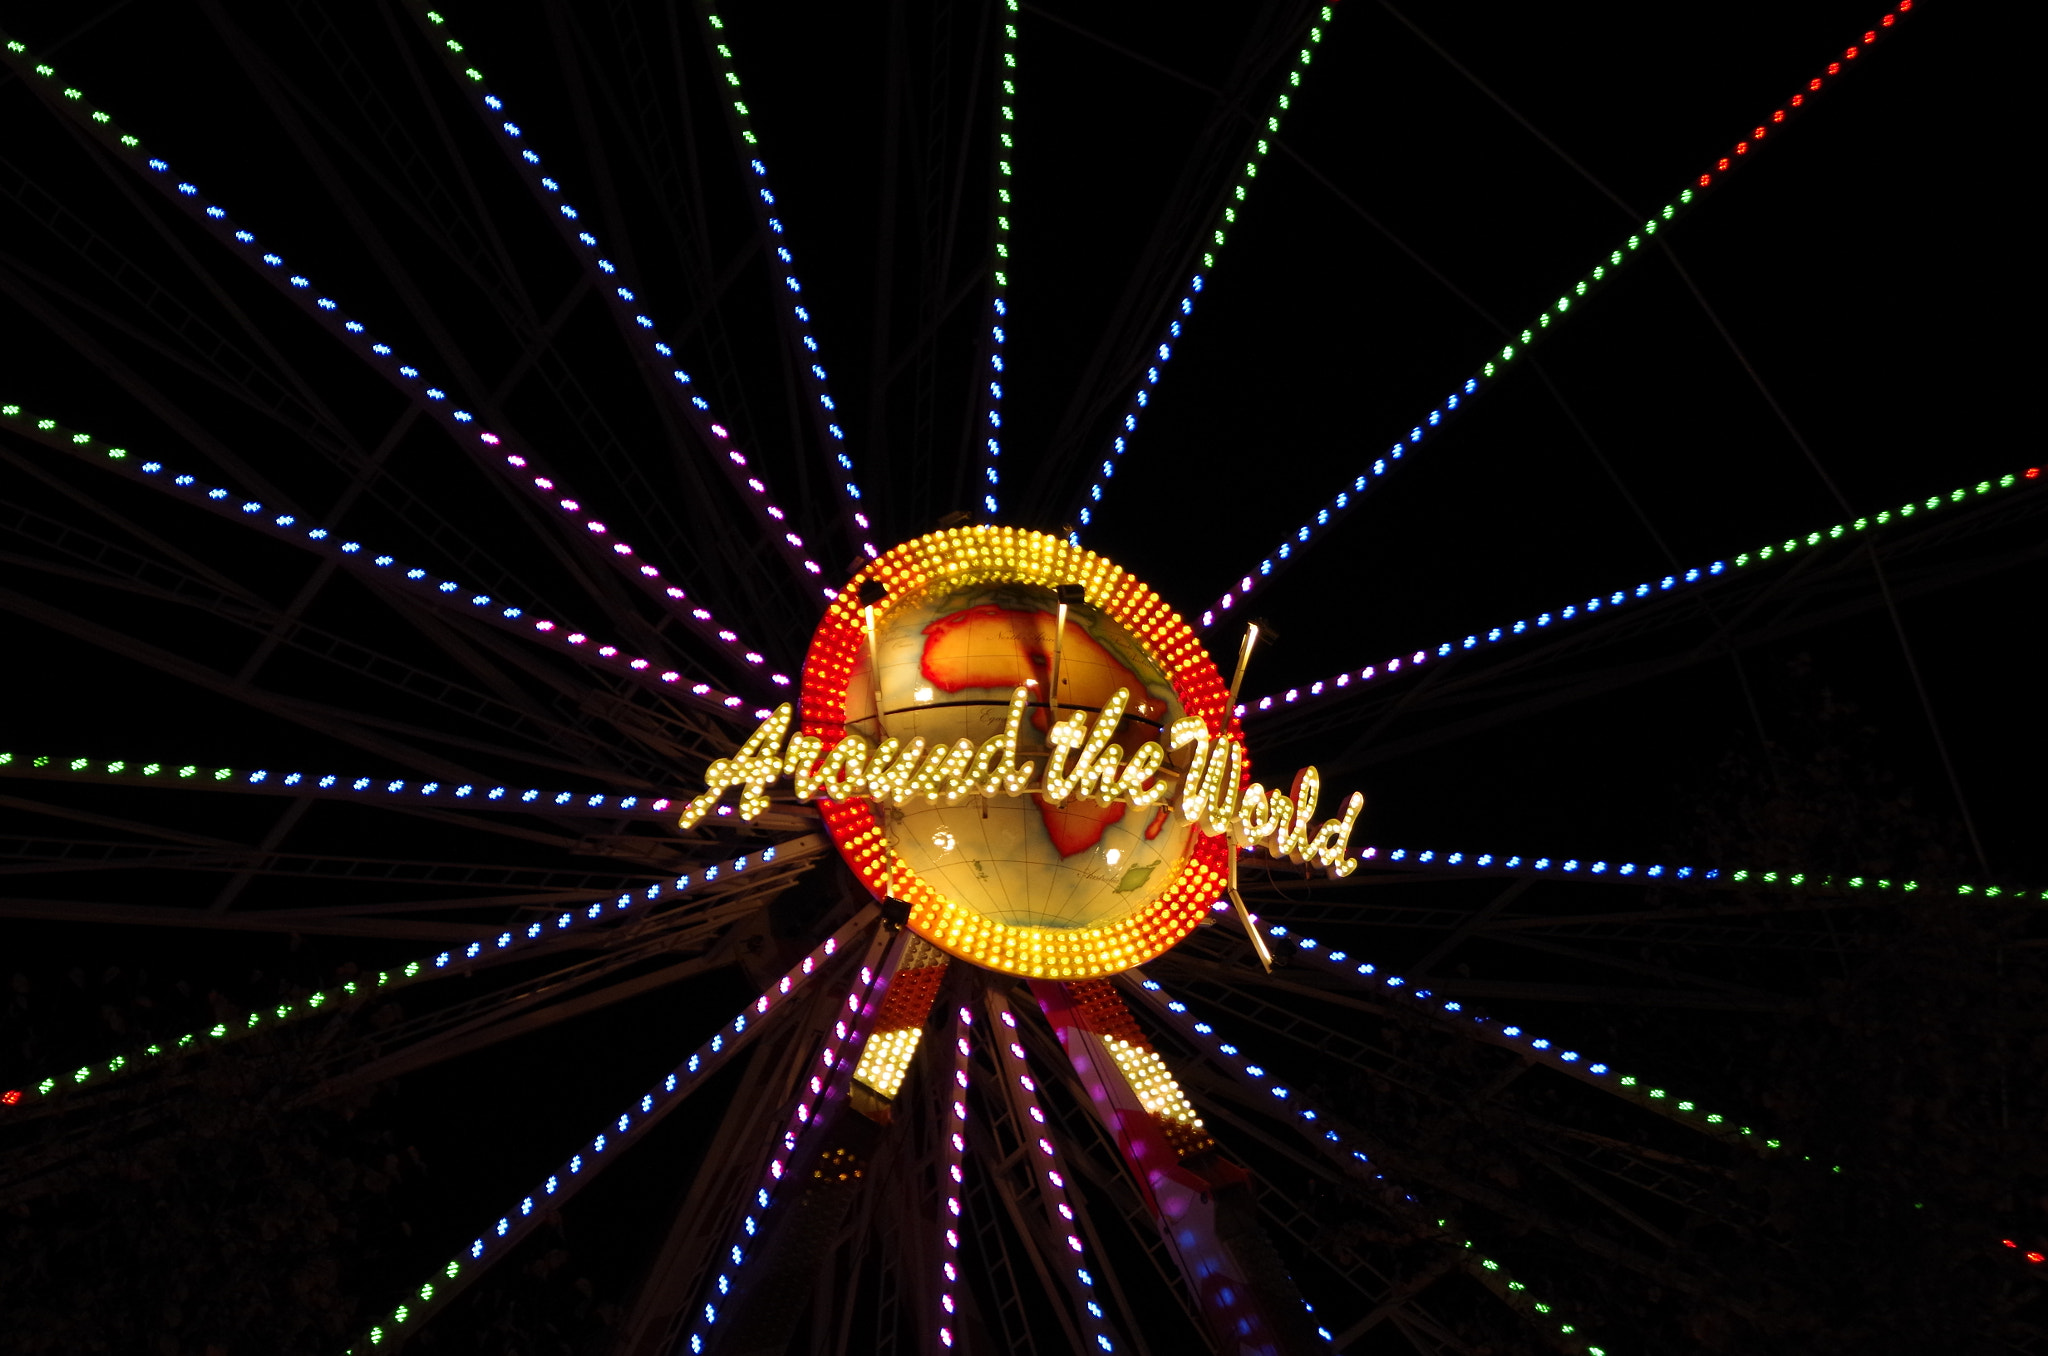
[1196, 1, 1919, 630]
[1, 835, 831, 1110]
[1240, 464, 2044, 720]
[683, 4, 878, 566]
[681, 927, 905, 1355]
[1067, 4, 1344, 535]
[0, 32, 793, 689]
[933, 1001, 974, 1351]
[1123, 973, 1607, 1354]
[0, 403, 770, 715]
[339, 914, 874, 1353]
[402, 4, 854, 600]
[981, 989, 1130, 1354]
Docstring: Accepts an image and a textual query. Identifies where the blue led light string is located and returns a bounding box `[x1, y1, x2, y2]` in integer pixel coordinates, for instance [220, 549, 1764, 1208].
[677, 4, 877, 564]
[1194, 0, 1920, 629]
[0, 837, 831, 1110]
[1124, 973, 1609, 1354]
[934, 1001, 974, 1351]
[1067, 4, 1340, 535]
[403, 5, 861, 594]
[681, 929, 903, 1355]
[1239, 465, 2045, 718]
[0, 403, 780, 710]
[0, 749, 696, 819]
[983, 989, 1130, 1355]
[0, 33, 793, 675]
[339, 917, 873, 1353]
[972, 0, 1020, 517]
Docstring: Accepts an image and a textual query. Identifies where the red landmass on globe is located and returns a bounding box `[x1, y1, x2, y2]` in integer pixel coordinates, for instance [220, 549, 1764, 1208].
[920, 604, 1150, 857]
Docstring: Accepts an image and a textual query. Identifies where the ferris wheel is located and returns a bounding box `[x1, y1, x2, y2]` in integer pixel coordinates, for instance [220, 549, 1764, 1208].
[1, 1, 2040, 1353]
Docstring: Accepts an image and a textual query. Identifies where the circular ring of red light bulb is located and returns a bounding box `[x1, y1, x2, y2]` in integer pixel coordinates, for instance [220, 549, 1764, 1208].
[801, 526, 1235, 979]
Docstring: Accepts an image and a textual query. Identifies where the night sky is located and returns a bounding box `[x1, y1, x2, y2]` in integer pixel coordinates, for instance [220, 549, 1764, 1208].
[0, 0, 2037, 1351]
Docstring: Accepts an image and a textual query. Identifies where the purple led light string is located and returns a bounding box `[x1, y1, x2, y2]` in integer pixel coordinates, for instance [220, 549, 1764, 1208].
[1237, 467, 2042, 720]
[0, 404, 768, 714]
[972, 0, 1020, 517]
[934, 1001, 973, 1351]
[404, 5, 861, 595]
[1194, 2, 1920, 630]
[1123, 973, 1595, 1353]
[341, 918, 867, 1354]
[682, 930, 902, 1355]
[984, 989, 1129, 1354]
[5, 837, 832, 1109]
[685, 6, 877, 566]
[0, 34, 792, 680]
[1067, 5, 1340, 537]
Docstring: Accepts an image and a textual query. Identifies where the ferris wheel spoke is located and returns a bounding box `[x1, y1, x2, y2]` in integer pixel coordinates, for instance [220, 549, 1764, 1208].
[0, 403, 781, 719]
[1, 835, 832, 1112]
[1243, 464, 2045, 733]
[393, 2, 869, 596]
[1123, 973, 1617, 1354]
[970, 0, 1021, 521]
[1061, 4, 1340, 537]
[1196, 1, 1922, 630]
[341, 915, 872, 1354]
[0, 32, 804, 675]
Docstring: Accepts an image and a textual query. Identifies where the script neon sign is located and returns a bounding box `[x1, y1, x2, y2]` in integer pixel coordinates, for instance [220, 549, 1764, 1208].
[678, 683, 1363, 877]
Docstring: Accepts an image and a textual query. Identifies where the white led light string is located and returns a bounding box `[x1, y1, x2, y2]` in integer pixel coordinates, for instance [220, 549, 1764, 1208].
[339, 917, 870, 1352]
[1068, 4, 1340, 536]
[681, 930, 902, 1355]
[1, 837, 830, 1109]
[0, 404, 772, 713]
[1124, 974, 1610, 1355]
[403, 4, 861, 596]
[934, 1001, 973, 1350]
[973, 0, 1021, 517]
[982, 989, 1129, 1355]
[0, 32, 791, 682]
[1237, 466, 2044, 717]
[1195, 2, 1919, 629]
[683, 5, 878, 566]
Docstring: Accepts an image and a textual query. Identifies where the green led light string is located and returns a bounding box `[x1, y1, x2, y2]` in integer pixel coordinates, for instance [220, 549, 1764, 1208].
[0, 402, 766, 714]
[1066, 3, 1344, 533]
[1127, 974, 1612, 1355]
[343, 912, 885, 1353]
[972, 0, 1021, 517]
[399, 4, 863, 594]
[1196, 0, 1920, 630]
[682, 2, 877, 561]
[0, 835, 830, 1110]
[1241, 465, 2045, 719]
[0, 750, 690, 820]
[0, 32, 797, 668]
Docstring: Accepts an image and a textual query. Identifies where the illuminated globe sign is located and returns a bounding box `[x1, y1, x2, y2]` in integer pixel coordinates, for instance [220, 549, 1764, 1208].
[678, 528, 1364, 980]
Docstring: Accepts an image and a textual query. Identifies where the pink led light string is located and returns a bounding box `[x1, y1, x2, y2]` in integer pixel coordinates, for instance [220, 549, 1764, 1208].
[1195, 1, 1920, 631]
[1123, 974, 1600, 1354]
[402, 4, 863, 594]
[3, 836, 832, 1110]
[681, 929, 903, 1355]
[1238, 465, 2044, 721]
[934, 1001, 973, 1351]
[340, 916, 871, 1354]
[983, 989, 1129, 1355]
[0, 404, 768, 716]
[0, 32, 791, 684]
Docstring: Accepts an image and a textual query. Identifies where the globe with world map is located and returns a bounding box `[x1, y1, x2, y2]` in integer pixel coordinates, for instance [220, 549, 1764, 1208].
[840, 581, 1199, 933]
